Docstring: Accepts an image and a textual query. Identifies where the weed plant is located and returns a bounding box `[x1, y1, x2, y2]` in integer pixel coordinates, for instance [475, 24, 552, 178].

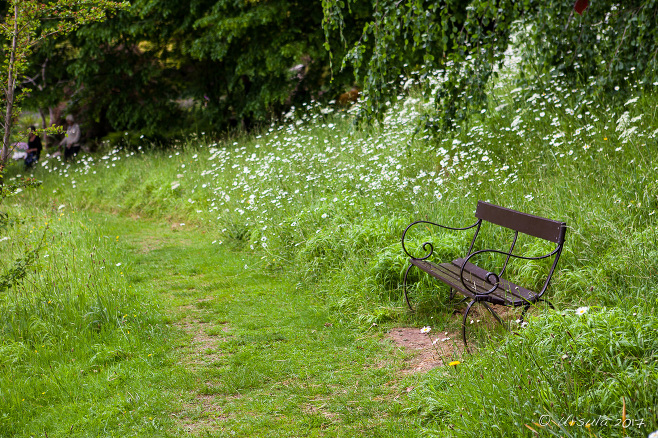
[3, 67, 658, 435]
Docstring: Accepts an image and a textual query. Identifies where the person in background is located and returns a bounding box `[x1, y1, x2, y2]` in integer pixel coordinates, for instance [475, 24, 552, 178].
[60, 114, 81, 161]
[24, 126, 42, 169]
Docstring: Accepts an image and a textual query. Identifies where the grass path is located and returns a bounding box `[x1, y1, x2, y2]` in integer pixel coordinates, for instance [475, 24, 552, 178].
[98, 213, 422, 437]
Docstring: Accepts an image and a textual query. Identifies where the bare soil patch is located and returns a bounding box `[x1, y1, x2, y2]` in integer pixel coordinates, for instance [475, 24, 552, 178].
[178, 317, 228, 368]
[174, 297, 231, 434]
[387, 302, 533, 375]
[386, 327, 464, 374]
[174, 393, 230, 434]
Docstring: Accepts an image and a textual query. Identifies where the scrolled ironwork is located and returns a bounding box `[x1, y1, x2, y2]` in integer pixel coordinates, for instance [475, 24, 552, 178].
[459, 261, 499, 296]
[486, 271, 500, 287]
[462, 299, 477, 352]
[401, 219, 480, 260]
[458, 245, 563, 298]
[403, 264, 416, 311]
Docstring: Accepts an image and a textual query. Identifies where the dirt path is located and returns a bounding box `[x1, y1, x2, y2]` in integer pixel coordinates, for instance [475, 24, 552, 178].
[116, 218, 425, 436]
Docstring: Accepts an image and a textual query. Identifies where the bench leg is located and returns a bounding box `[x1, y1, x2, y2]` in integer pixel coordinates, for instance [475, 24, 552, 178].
[403, 264, 415, 312]
[481, 302, 506, 329]
[520, 303, 531, 323]
[462, 300, 476, 351]
[463, 301, 513, 351]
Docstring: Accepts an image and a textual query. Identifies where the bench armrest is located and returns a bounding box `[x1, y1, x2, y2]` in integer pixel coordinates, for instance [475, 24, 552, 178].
[459, 245, 563, 298]
[401, 219, 481, 261]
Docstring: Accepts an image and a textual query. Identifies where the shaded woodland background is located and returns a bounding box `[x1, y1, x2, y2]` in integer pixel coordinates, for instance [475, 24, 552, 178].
[4, 0, 658, 146]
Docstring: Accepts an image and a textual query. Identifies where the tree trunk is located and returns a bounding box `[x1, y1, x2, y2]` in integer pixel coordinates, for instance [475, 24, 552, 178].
[1, 4, 20, 165]
[38, 107, 48, 147]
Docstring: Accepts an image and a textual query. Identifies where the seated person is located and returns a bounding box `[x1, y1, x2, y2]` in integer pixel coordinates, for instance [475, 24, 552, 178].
[24, 126, 42, 169]
[60, 115, 81, 161]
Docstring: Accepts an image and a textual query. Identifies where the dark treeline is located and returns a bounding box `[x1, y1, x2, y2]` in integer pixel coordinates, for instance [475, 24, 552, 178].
[20, 0, 370, 146]
[18, 0, 658, 145]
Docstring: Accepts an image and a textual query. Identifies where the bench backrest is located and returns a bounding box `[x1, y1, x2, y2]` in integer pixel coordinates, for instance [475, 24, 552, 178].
[475, 201, 566, 244]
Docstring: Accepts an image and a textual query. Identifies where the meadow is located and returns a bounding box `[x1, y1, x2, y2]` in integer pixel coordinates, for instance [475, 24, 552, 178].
[2, 67, 658, 436]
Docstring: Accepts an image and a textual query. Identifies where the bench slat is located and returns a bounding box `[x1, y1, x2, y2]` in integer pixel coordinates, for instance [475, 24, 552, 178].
[410, 258, 536, 306]
[475, 201, 566, 244]
[451, 258, 537, 302]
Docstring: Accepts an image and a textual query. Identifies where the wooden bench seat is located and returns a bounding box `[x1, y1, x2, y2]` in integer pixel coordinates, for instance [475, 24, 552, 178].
[401, 201, 567, 348]
[409, 258, 537, 306]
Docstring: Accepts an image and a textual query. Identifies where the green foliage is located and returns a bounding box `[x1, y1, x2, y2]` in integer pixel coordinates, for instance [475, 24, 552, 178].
[1, 0, 128, 162]
[0, 175, 41, 201]
[322, 0, 658, 127]
[322, 0, 523, 127]
[24, 0, 365, 142]
[0, 232, 44, 293]
[1, 170, 44, 294]
[521, 0, 658, 93]
[10, 0, 658, 143]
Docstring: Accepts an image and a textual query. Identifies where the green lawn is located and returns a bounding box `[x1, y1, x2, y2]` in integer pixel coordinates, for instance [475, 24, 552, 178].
[118, 214, 422, 436]
[3, 71, 658, 437]
[2, 209, 424, 437]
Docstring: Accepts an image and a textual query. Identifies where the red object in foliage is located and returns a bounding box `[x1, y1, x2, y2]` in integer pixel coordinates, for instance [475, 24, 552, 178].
[574, 0, 589, 15]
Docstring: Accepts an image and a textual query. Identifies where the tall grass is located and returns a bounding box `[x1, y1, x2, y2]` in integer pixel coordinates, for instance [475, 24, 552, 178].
[3, 69, 658, 435]
[409, 306, 658, 437]
[0, 205, 169, 436]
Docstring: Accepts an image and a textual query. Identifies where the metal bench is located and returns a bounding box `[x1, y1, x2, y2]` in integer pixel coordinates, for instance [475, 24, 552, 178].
[401, 201, 567, 348]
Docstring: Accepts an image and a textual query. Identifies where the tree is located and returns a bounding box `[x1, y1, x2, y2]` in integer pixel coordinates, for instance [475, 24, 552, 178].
[520, 0, 658, 93]
[322, 0, 658, 128]
[23, 0, 369, 142]
[19, 38, 73, 146]
[322, 0, 521, 127]
[184, 0, 367, 129]
[0, 0, 127, 166]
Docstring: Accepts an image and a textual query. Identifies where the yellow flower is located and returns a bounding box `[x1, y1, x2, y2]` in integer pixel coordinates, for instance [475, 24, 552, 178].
[449, 361, 461, 366]
[569, 420, 575, 426]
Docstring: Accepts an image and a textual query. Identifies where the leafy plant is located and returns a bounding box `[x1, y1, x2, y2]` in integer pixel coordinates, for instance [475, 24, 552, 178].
[0, 169, 44, 293]
[0, 231, 45, 293]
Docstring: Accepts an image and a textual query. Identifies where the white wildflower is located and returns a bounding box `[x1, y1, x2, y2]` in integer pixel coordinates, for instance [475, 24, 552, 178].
[575, 307, 589, 316]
